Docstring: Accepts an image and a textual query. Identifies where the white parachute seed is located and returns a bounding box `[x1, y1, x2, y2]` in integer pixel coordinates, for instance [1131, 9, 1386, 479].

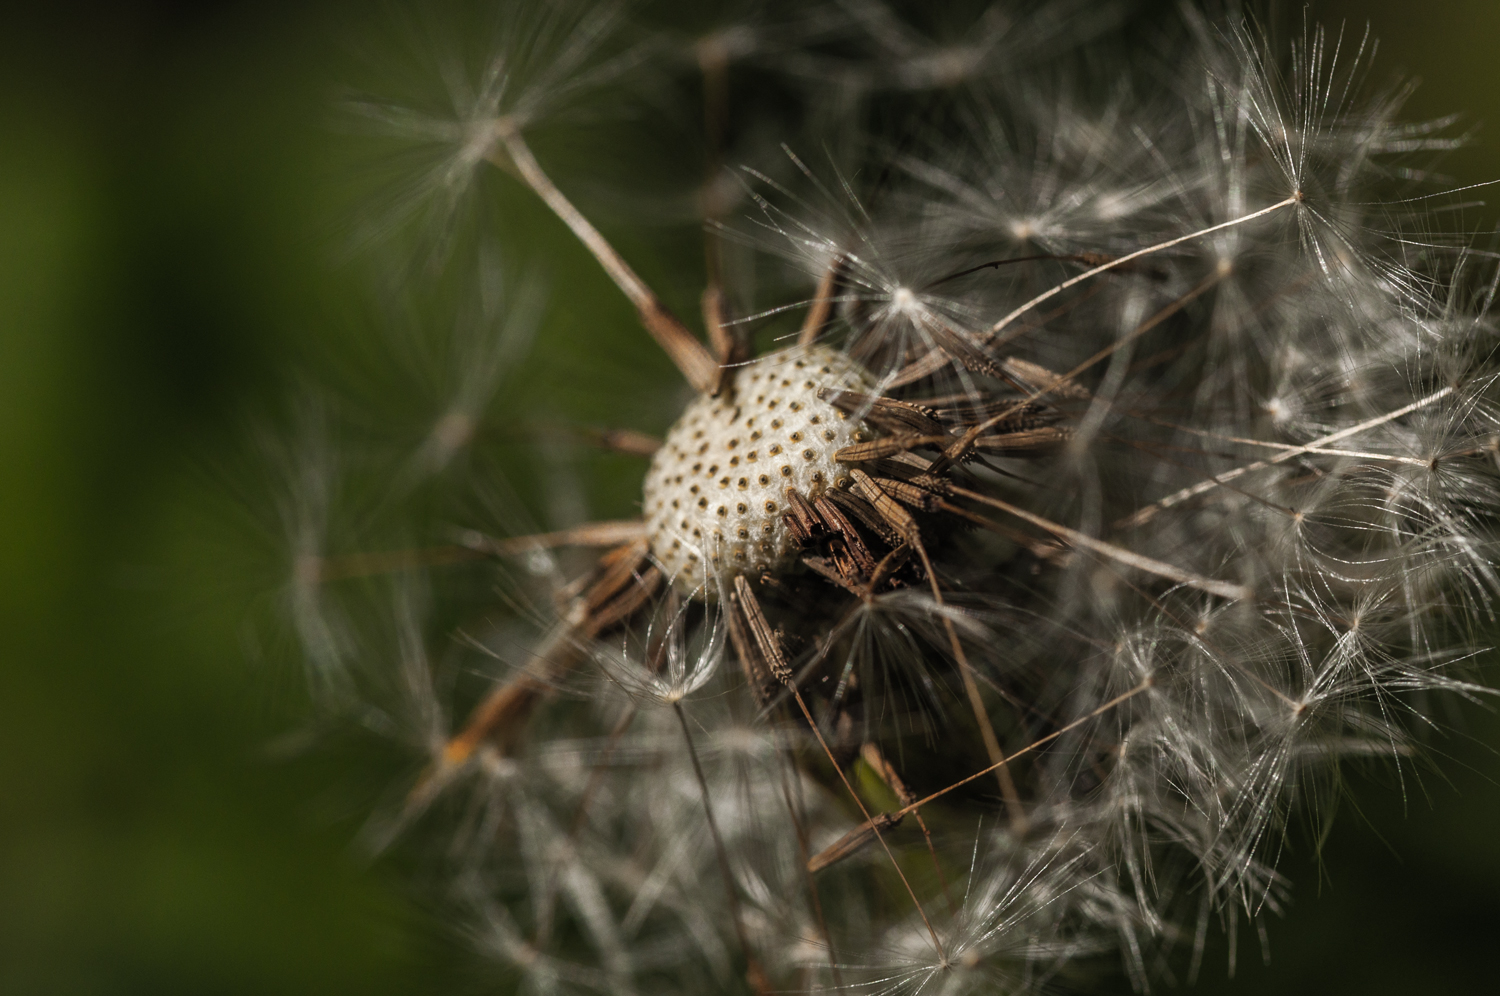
[642, 345, 875, 593]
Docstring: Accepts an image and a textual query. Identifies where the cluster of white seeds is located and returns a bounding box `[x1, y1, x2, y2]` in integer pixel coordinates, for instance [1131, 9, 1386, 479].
[643, 345, 875, 593]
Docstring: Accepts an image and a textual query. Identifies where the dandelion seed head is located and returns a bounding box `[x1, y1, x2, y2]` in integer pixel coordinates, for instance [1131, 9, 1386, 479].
[643, 344, 874, 591]
[284, 3, 1500, 990]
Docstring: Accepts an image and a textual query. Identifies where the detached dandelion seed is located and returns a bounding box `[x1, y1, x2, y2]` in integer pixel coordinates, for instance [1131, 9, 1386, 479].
[279, 4, 1500, 993]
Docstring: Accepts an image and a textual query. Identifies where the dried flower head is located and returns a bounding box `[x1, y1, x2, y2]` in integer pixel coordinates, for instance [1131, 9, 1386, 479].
[282, 3, 1500, 993]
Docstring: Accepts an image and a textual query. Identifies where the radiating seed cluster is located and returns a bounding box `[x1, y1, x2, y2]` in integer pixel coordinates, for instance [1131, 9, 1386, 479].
[643, 345, 874, 591]
[297, 5, 1500, 994]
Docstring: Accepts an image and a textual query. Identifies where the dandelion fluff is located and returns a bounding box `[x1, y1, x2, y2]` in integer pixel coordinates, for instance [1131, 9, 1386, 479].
[276, 4, 1500, 993]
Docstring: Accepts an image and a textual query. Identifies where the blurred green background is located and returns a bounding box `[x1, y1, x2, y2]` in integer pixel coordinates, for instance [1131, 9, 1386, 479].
[2, 1, 1497, 993]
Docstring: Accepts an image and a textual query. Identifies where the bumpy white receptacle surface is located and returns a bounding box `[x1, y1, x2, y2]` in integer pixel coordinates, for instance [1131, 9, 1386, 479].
[643, 345, 874, 593]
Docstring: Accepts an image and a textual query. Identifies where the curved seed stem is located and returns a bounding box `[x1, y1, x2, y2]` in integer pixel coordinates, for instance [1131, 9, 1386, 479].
[943, 488, 1251, 601]
[1116, 386, 1456, 529]
[672, 702, 770, 994]
[493, 121, 720, 393]
[896, 680, 1155, 817]
[985, 196, 1298, 340]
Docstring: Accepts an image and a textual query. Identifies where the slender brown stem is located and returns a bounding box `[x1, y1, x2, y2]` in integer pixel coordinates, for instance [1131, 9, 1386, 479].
[307, 520, 649, 583]
[985, 197, 1298, 340]
[405, 598, 592, 811]
[701, 285, 735, 370]
[935, 266, 1227, 473]
[775, 755, 845, 990]
[1115, 386, 1456, 529]
[695, 34, 739, 373]
[787, 687, 946, 960]
[672, 702, 770, 995]
[941, 489, 1250, 601]
[1129, 415, 1433, 468]
[799, 257, 842, 346]
[584, 427, 663, 457]
[697, 33, 730, 170]
[862, 743, 955, 915]
[887, 285, 1103, 389]
[492, 122, 720, 394]
[732, 575, 945, 959]
[909, 531, 1027, 832]
[462, 520, 648, 556]
[843, 469, 1032, 828]
[894, 679, 1155, 817]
